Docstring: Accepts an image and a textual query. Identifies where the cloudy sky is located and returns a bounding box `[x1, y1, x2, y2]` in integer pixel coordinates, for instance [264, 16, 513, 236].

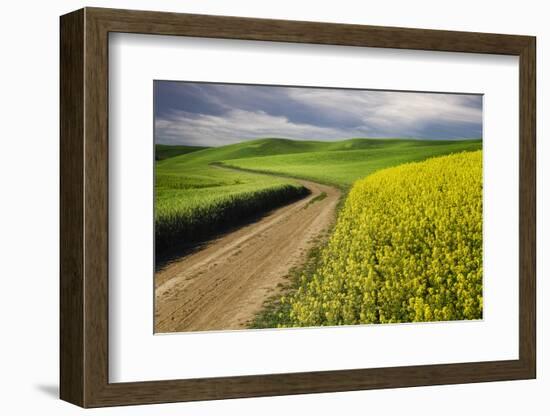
[154, 81, 482, 146]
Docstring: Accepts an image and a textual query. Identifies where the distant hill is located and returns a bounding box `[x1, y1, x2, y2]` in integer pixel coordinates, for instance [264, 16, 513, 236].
[218, 138, 482, 187]
[158, 138, 482, 182]
[155, 144, 208, 161]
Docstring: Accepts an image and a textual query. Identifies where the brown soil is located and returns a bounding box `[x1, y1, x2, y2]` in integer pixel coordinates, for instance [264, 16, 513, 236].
[154, 178, 341, 333]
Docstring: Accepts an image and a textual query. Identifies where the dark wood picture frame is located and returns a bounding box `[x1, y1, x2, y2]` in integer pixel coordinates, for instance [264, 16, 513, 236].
[60, 7, 536, 408]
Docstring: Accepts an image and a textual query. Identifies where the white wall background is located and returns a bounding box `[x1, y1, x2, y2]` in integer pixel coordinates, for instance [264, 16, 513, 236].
[0, 0, 545, 414]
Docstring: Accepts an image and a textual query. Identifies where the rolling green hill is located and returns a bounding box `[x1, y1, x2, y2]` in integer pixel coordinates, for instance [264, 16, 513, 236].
[155, 144, 208, 161]
[218, 138, 482, 187]
[159, 137, 480, 168]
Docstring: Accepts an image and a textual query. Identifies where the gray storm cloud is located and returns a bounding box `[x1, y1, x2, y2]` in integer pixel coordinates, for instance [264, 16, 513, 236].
[154, 81, 482, 146]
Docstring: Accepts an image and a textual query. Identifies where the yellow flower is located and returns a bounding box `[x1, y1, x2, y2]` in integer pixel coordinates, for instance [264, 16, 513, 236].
[282, 151, 483, 327]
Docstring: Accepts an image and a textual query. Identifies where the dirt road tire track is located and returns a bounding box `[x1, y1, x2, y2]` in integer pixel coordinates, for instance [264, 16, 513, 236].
[154, 174, 341, 333]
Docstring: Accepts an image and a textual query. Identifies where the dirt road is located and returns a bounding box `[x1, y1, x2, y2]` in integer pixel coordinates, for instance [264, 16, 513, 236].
[154, 176, 341, 333]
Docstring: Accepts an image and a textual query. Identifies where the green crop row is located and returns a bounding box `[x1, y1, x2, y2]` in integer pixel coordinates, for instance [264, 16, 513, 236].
[155, 181, 309, 255]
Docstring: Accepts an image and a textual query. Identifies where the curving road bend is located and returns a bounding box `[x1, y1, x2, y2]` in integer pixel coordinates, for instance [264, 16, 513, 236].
[154, 176, 341, 333]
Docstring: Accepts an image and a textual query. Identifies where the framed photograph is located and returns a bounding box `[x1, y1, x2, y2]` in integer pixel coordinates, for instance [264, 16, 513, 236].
[60, 7, 536, 407]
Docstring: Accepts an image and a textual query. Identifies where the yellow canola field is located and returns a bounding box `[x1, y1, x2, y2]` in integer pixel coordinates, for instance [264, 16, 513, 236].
[283, 150, 483, 327]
